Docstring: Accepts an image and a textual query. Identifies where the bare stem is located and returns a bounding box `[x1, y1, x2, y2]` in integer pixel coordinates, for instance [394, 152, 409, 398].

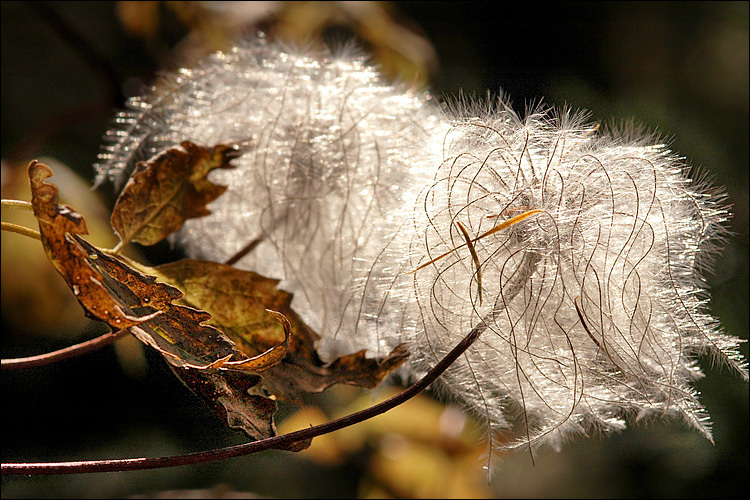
[111, 240, 125, 254]
[1, 199, 34, 211]
[2, 323, 485, 475]
[1, 221, 41, 241]
[223, 236, 264, 266]
[1, 328, 130, 371]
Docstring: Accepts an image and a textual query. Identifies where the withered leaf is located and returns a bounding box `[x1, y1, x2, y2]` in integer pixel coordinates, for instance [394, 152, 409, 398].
[111, 141, 241, 248]
[70, 235, 281, 371]
[148, 259, 410, 403]
[150, 260, 293, 356]
[171, 368, 277, 441]
[150, 259, 406, 445]
[29, 160, 143, 329]
[28, 160, 405, 448]
[28, 161, 270, 370]
[170, 313, 310, 451]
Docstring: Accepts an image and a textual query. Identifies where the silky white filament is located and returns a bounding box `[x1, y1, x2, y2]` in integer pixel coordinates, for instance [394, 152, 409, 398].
[96, 37, 748, 461]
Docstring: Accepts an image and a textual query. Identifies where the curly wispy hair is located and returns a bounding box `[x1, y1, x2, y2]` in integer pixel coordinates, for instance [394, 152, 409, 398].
[97, 38, 748, 465]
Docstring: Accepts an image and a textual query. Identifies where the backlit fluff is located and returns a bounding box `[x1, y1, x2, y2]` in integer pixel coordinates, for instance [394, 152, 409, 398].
[96, 38, 747, 461]
[401, 106, 747, 456]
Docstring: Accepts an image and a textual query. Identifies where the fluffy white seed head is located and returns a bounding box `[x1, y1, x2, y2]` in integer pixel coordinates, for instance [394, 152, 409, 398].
[401, 105, 746, 454]
[97, 38, 747, 461]
[96, 37, 447, 358]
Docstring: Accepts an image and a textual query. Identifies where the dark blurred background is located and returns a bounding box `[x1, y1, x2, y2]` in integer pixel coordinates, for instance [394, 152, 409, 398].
[2, 2, 747, 498]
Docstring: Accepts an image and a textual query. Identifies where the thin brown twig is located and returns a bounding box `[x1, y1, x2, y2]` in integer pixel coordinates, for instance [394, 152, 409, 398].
[223, 236, 264, 266]
[1, 328, 130, 371]
[1, 322, 486, 475]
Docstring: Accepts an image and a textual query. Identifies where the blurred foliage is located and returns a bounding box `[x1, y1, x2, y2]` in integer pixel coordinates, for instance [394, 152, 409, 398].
[279, 386, 493, 498]
[2, 1, 747, 499]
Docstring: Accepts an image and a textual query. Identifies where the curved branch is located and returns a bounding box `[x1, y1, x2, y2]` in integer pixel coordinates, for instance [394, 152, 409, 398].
[2, 323, 486, 475]
[1, 221, 41, 241]
[1, 328, 130, 371]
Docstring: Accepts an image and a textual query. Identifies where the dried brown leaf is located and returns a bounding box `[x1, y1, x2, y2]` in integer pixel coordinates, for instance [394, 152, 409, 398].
[28, 160, 405, 446]
[111, 141, 241, 249]
[148, 258, 407, 444]
[28, 161, 264, 370]
[171, 368, 278, 441]
[170, 312, 310, 450]
[149, 259, 410, 403]
[150, 260, 293, 355]
[29, 160, 142, 329]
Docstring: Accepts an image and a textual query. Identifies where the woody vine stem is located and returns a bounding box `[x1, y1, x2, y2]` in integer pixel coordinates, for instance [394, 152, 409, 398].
[2, 320, 485, 475]
[2, 219, 476, 475]
[1, 328, 129, 371]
